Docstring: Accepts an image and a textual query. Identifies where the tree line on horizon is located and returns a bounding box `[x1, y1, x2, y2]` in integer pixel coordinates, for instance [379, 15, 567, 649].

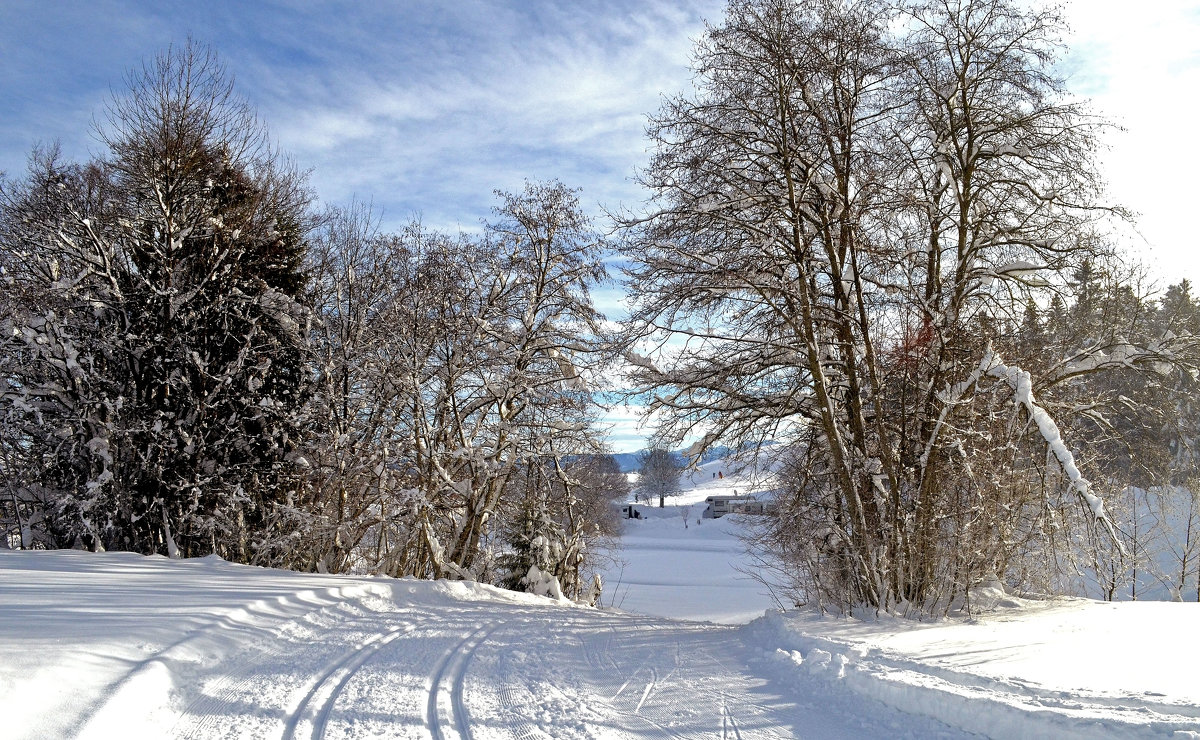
[2, 0, 1198, 612]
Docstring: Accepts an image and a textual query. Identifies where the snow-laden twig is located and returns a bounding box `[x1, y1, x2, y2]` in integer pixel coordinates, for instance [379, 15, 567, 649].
[919, 352, 997, 470]
[985, 349, 1126, 553]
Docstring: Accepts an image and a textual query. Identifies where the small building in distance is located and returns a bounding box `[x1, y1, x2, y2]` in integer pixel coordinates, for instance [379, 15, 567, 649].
[702, 494, 774, 518]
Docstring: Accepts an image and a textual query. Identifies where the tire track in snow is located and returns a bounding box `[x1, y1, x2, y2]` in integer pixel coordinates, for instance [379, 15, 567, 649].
[426, 622, 497, 740]
[281, 623, 409, 740]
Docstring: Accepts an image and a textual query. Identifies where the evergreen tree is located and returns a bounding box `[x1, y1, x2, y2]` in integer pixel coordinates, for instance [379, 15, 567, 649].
[0, 41, 313, 558]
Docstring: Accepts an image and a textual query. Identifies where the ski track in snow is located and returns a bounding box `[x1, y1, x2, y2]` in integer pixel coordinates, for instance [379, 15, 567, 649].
[163, 589, 418, 740]
[8, 499, 1200, 740]
[722, 698, 744, 740]
[73, 582, 403, 740]
[283, 622, 408, 740]
[148, 589, 907, 740]
[426, 622, 497, 740]
[42, 565, 1189, 740]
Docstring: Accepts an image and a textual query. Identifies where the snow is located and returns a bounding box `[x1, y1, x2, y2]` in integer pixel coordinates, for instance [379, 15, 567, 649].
[2, 461, 1199, 738]
[599, 457, 781, 623]
[986, 351, 1119, 537]
[751, 600, 1200, 738]
[990, 261, 1046, 278]
[600, 512, 775, 623]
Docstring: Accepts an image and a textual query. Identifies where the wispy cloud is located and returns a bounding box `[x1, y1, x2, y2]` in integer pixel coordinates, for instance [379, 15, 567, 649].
[4, 0, 1197, 454]
[218, 0, 720, 230]
[1, 0, 720, 227]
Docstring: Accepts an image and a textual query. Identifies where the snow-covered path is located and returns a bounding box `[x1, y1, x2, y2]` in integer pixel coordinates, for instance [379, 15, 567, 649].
[5, 518, 1199, 738]
[4, 551, 970, 740]
[161, 596, 966, 740]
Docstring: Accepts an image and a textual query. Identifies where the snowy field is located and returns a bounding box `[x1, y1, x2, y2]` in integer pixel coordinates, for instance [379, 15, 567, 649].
[597, 459, 781, 623]
[2, 463, 1199, 738]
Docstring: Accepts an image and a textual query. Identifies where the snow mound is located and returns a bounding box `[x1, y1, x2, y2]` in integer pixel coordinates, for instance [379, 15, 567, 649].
[746, 601, 1200, 739]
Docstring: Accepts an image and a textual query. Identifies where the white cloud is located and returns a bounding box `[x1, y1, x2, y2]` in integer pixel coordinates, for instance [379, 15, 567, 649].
[598, 401, 654, 454]
[236, 1, 719, 230]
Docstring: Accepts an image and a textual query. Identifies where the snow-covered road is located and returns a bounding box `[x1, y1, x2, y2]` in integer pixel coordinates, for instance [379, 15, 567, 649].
[121, 579, 964, 739]
[4, 551, 970, 739]
[5, 505, 1199, 739]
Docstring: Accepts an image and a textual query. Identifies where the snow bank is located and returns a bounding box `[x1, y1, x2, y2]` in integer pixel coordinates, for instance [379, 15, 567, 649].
[744, 599, 1200, 738]
[0, 550, 573, 740]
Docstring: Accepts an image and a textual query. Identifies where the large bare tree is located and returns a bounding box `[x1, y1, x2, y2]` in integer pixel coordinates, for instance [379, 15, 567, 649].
[620, 0, 1198, 612]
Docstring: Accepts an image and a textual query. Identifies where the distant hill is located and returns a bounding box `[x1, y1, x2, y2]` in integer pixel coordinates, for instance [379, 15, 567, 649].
[611, 445, 739, 473]
[609, 452, 643, 473]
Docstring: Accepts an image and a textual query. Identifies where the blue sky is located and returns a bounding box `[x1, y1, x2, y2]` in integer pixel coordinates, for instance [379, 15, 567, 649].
[3, 1, 1198, 452]
[0, 0, 720, 234]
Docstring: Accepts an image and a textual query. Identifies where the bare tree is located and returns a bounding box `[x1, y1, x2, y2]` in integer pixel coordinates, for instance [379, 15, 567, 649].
[264, 182, 616, 599]
[638, 448, 681, 507]
[619, 0, 1197, 612]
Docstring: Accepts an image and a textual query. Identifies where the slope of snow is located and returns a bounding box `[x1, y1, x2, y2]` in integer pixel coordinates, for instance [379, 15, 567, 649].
[0, 550, 967, 739]
[600, 513, 777, 623]
[602, 460, 1200, 738]
[599, 456, 782, 623]
[1, 457, 1198, 739]
[748, 601, 1200, 739]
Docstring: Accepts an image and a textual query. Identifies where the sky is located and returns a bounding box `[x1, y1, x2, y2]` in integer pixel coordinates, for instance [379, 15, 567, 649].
[0, 0, 720, 232]
[2, 0, 1198, 452]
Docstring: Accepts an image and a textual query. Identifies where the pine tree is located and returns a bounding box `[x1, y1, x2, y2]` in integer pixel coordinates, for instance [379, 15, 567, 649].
[0, 42, 313, 558]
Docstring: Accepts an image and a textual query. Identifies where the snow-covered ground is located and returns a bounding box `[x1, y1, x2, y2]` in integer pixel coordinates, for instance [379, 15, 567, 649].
[0, 550, 960, 739]
[598, 458, 781, 623]
[2, 460, 1198, 738]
